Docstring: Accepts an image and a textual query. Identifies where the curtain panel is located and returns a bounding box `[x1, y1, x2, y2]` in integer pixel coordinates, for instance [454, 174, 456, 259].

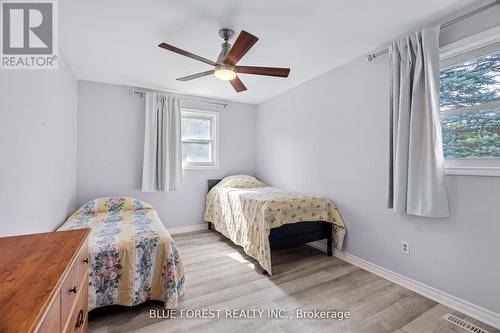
[142, 93, 183, 192]
[388, 26, 449, 218]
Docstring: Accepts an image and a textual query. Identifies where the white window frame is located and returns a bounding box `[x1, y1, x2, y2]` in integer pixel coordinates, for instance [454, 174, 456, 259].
[439, 26, 500, 177]
[181, 108, 219, 170]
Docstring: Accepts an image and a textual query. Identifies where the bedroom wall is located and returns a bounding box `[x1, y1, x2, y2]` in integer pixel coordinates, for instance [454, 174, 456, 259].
[255, 5, 500, 316]
[76, 81, 256, 228]
[0, 54, 78, 237]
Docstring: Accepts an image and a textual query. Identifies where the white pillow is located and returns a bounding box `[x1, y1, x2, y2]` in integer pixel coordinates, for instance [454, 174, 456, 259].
[217, 175, 266, 188]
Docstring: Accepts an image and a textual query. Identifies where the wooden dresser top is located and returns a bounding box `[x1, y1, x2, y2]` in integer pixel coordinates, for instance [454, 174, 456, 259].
[0, 229, 90, 333]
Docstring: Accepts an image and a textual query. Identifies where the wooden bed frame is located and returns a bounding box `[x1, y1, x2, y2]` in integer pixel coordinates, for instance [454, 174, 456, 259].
[206, 179, 333, 257]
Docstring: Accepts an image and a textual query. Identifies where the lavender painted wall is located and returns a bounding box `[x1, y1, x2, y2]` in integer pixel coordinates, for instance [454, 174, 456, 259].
[255, 8, 500, 315]
[76, 81, 256, 228]
[0, 54, 78, 237]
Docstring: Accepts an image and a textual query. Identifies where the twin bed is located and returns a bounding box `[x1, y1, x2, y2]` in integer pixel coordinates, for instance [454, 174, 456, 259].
[58, 197, 185, 310]
[205, 175, 346, 275]
[58, 175, 345, 309]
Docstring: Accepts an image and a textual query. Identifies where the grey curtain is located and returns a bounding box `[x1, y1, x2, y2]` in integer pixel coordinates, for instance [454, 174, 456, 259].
[142, 93, 183, 192]
[388, 26, 449, 218]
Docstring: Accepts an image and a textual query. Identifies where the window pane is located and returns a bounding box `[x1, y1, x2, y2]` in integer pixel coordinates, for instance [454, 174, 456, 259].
[182, 142, 211, 162]
[440, 52, 500, 111]
[441, 108, 500, 158]
[182, 117, 211, 140]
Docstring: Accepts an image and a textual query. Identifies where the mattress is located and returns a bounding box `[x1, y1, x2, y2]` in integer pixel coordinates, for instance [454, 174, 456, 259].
[59, 197, 185, 310]
[204, 176, 346, 274]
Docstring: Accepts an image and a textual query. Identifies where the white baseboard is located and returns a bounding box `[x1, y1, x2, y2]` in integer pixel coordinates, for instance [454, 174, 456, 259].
[308, 242, 500, 329]
[169, 223, 207, 235]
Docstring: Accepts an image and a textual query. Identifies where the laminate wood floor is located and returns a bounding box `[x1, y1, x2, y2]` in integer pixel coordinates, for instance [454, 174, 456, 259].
[89, 230, 498, 333]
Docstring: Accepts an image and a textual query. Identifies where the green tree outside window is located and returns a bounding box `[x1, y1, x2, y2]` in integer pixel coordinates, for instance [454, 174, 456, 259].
[440, 52, 500, 158]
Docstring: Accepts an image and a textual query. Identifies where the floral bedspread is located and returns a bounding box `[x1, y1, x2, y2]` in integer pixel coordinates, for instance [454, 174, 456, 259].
[59, 197, 185, 310]
[204, 176, 346, 274]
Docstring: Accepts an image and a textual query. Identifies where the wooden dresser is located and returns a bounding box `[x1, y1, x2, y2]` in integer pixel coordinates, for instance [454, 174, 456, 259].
[0, 229, 90, 333]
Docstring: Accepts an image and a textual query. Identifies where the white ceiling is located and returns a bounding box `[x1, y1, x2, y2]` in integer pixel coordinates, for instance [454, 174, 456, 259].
[60, 0, 475, 104]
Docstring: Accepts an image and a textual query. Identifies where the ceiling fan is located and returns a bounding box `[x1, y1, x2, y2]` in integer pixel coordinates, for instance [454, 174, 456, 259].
[158, 29, 290, 93]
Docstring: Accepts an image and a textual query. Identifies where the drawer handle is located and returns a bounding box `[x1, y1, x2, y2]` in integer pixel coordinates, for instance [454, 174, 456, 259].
[69, 286, 77, 294]
[83, 258, 89, 264]
[75, 310, 84, 328]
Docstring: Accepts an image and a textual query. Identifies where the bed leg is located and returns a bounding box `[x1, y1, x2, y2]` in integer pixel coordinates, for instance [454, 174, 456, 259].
[327, 224, 333, 257]
[207, 222, 212, 230]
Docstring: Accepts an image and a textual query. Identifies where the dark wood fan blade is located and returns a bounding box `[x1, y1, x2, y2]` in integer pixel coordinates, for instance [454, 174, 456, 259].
[229, 76, 247, 92]
[177, 70, 215, 81]
[159, 42, 216, 66]
[224, 31, 258, 66]
[236, 66, 290, 77]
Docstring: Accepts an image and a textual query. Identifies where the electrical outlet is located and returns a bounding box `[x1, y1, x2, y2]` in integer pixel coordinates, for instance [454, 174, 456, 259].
[401, 241, 410, 255]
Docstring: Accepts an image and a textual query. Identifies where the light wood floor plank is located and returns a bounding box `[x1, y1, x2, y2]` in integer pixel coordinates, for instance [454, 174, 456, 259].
[89, 230, 498, 333]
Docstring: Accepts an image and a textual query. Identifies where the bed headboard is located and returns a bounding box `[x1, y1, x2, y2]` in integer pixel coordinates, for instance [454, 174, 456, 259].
[207, 179, 222, 192]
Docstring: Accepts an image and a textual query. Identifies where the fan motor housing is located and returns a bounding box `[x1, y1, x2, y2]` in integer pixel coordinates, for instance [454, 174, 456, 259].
[216, 29, 234, 64]
[219, 28, 235, 41]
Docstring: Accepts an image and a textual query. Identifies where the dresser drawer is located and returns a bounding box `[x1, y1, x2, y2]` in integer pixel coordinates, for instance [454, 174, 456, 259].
[65, 275, 88, 333]
[78, 317, 88, 333]
[61, 242, 89, 331]
[61, 261, 79, 326]
[37, 292, 61, 333]
[77, 240, 89, 279]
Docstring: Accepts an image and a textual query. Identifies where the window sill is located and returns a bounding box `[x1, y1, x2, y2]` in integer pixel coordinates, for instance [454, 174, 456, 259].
[445, 167, 500, 177]
[445, 158, 500, 176]
[183, 164, 219, 171]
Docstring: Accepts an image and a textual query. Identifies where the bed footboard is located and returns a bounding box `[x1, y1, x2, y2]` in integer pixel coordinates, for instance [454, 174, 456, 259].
[269, 221, 333, 256]
[207, 220, 332, 255]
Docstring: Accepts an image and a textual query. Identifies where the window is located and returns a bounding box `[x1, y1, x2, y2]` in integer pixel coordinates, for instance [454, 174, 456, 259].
[181, 109, 218, 169]
[439, 28, 500, 176]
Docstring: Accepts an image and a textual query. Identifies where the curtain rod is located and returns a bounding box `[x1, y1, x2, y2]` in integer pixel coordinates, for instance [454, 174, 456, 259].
[128, 89, 229, 108]
[367, 0, 499, 62]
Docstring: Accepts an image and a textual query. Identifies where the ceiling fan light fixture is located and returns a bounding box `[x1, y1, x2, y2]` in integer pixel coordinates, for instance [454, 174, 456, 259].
[214, 67, 236, 81]
[160, 29, 290, 92]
